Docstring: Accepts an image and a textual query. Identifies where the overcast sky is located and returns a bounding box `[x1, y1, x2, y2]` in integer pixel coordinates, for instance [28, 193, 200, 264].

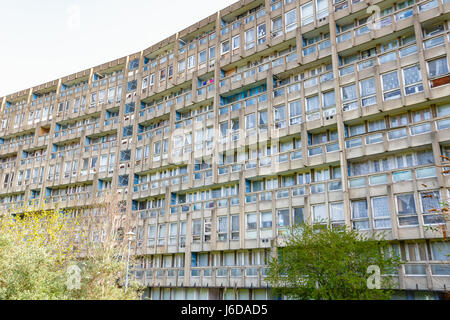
[0, 0, 235, 97]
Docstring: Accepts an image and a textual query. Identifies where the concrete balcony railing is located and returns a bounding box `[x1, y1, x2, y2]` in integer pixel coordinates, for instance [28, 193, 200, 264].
[402, 261, 450, 291]
[170, 195, 240, 215]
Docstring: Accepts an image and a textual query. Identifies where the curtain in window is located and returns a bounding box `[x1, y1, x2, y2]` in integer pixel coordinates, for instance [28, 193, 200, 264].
[431, 242, 450, 261]
[368, 119, 386, 131]
[289, 100, 302, 117]
[272, 17, 282, 31]
[301, 2, 314, 25]
[428, 58, 449, 77]
[420, 191, 440, 212]
[349, 124, 365, 136]
[403, 65, 421, 85]
[330, 202, 344, 221]
[282, 176, 295, 187]
[382, 71, 400, 90]
[323, 91, 335, 107]
[261, 212, 272, 228]
[246, 29, 255, 43]
[278, 209, 290, 227]
[342, 84, 357, 101]
[306, 96, 319, 111]
[352, 200, 368, 218]
[218, 217, 228, 234]
[286, 10, 297, 25]
[313, 204, 327, 222]
[372, 197, 389, 217]
[247, 214, 257, 229]
[274, 106, 286, 121]
[360, 78, 376, 97]
[294, 207, 304, 224]
[397, 194, 416, 214]
[246, 114, 256, 129]
[416, 150, 434, 165]
[259, 111, 268, 125]
[316, 0, 328, 19]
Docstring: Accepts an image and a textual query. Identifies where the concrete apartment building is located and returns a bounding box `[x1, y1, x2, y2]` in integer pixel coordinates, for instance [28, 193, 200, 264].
[1, 0, 450, 300]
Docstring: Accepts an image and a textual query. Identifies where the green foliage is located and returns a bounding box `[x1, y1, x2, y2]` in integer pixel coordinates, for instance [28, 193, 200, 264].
[0, 203, 143, 300]
[266, 224, 403, 300]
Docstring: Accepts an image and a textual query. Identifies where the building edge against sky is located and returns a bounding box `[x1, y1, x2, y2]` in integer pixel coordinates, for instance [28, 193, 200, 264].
[0, 0, 450, 300]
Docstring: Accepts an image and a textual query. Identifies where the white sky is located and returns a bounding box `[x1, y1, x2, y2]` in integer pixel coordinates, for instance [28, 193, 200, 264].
[0, 0, 235, 97]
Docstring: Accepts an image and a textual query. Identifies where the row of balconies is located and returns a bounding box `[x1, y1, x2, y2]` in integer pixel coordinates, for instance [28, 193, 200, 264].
[131, 261, 449, 291]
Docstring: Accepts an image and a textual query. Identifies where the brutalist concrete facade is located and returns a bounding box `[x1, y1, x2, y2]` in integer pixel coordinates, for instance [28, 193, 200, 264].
[1, 0, 450, 300]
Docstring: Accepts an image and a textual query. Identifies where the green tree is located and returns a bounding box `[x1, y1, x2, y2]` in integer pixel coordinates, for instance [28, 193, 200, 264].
[266, 224, 403, 300]
[0, 195, 143, 300]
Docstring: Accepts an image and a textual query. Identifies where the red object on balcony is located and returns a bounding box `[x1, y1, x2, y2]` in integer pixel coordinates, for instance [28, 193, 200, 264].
[431, 75, 450, 88]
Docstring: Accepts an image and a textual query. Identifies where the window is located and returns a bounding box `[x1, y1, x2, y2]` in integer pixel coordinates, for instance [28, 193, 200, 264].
[169, 223, 178, 245]
[368, 119, 386, 132]
[382, 71, 401, 100]
[431, 242, 450, 261]
[427, 57, 449, 78]
[312, 204, 327, 223]
[259, 110, 268, 128]
[188, 55, 195, 69]
[390, 113, 408, 128]
[316, 0, 328, 19]
[293, 207, 304, 224]
[160, 69, 166, 81]
[349, 124, 365, 136]
[122, 126, 133, 137]
[218, 217, 228, 241]
[261, 212, 272, 229]
[199, 50, 207, 64]
[372, 197, 392, 229]
[360, 78, 376, 106]
[301, 2, 313, 26]
[351, 200, 369, 230]
[209, 46, 216, 60]
[154, 141, 161, 155]
[289, 100, 302, 125]
[306, 95, 319, 112]
[396, 193, 418, 226]
[232, 35, 240, 50]
[127, 80, 137, 92]
[323, 91, 335, 108]
[403, 65, 423, 95]
[221, 41, 230, 54]
[278, 209, 290, 228]
[125, 102, 135, 114]
[246, 113, 256, 130]
[120, 150, 131, 162]
[257, 24, 266, 44]
[245, 29, 255, 50]
[141, 77, 148, 90]
[148, 225, 156, 246]
[231, 215, 239, 240]
[178, 60, 186, 72]
[420, 191, 444, 225]
[158, 224, 166, 245]
[379, 51, 396, 64]
[192, 219, 201, 242]
[271, 16, 283, 37]
[342, 84, 358, 111]
[330, 202, 345, 225]
[246, 213, 257, 235]
[274, 105, 286, 128]
[129, 59, 139, 70]
[118, 175, 129, 187]
[285, 9, 297, 32]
